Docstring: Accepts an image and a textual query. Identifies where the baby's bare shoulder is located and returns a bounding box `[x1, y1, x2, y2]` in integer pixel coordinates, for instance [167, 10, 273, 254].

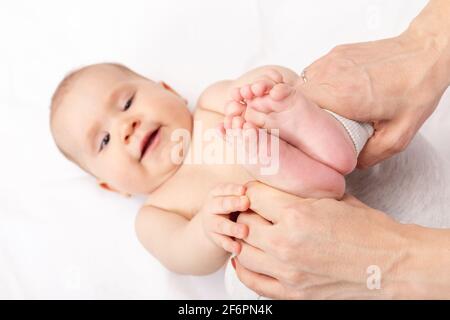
[195, 80, 234, 115]
[142, 181, 199, 220]
[141, 194, 195, 221]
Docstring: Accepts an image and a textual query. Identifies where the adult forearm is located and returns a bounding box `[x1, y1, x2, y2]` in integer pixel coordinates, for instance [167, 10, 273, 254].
[394, 224, 450, 298]
[299, 0, 450, 167]
[409, 0, 450, 38]
[406, 0, 450, 90]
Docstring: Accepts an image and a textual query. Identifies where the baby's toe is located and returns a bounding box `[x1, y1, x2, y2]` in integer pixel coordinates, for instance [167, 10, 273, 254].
[216, 123, 226, 137]
[266, 68, 283, 83]
[242, 127, 260, 164]
[251, 79, 275, 97]
[243, 121, 257, 130]
[224, 115, 233, 129]
[231, 116, 245, 129]
[231, 87, 244, 102]
[244, 107, 266, 128]
[225, 100, 246, 117]
[246, 96, 274, 113]
[269, 83, 294, 101]
[240, 84, 254, 100]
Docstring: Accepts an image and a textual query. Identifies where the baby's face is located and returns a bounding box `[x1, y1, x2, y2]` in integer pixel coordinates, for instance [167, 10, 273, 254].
[52, 65, 192, 194]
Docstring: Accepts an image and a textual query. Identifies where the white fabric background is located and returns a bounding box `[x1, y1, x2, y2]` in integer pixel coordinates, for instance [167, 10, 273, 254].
[2, 0, 448, 299]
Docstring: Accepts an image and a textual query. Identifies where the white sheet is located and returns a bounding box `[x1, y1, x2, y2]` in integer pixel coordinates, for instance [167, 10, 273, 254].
[3, 0, 446, 299]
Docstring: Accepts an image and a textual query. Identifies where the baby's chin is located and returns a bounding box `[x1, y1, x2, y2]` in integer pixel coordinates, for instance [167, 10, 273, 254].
[133, 148, 183, 194]
[131, 167, 179, 195]
[109, 124, 190, 195]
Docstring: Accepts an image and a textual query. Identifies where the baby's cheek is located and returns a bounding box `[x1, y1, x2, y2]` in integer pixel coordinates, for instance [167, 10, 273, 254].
[119, 164, 147, 192]
[100, 160, 137, 192]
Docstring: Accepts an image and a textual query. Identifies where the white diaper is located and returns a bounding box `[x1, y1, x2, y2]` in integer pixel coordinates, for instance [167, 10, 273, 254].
[324, 110, 374, 156]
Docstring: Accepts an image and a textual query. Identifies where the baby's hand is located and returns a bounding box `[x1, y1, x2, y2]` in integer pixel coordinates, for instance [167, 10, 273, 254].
[200, 183, 250, 255]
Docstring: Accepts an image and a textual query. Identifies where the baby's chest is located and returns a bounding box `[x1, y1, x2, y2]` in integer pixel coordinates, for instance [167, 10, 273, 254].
[146, 108, 251, 217]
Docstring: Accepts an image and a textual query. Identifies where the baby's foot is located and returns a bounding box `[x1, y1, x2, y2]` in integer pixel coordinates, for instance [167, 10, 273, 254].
[222, 69, 284, 131]
[238, 80, 356, 174]
[222, 114, 345, 199]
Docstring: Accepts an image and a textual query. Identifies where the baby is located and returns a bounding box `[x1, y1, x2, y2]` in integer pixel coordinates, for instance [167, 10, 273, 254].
[50, 63, 372, 275]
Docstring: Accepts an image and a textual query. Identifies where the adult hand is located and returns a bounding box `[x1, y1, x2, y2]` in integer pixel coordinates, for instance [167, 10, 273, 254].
[299, 0, 450, 168]
[233, 181, 450, 299]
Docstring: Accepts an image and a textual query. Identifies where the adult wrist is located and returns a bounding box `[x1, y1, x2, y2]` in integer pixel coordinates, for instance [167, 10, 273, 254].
[407, 0, 450, 42]
[403, 0, 450, 89]
[391, 224, 450, 299]
[393, 30, 450, 111]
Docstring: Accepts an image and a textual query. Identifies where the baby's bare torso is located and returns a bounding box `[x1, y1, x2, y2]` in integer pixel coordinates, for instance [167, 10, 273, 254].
[140, 64, 351, 220]
[144, 91, 254, 219]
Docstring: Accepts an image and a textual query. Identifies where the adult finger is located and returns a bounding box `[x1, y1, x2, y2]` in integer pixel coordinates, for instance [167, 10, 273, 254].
[237, 211, 272, 226]
[237, 241, 289, 280]
[341, 194, 369, 209]
[234, 259, 289, 299]
[357, 118, 412, 168]
[244, 181, 300, 223]
[236, 212, 274, 251]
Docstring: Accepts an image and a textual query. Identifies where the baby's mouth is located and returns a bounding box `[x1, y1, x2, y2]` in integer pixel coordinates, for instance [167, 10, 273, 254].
[139, 126, 161, 161]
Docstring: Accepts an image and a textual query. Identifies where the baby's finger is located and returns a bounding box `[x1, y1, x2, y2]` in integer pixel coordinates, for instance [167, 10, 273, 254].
[206, 216, 248, 239]
[210, 183, 246, 197]
[210, 233, 241, 254]
[207, 195, 250, 214]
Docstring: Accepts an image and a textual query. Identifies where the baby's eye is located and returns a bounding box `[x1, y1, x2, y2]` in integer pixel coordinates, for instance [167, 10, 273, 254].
[123, 95, 134, 111]
[99, 133, 110, 152]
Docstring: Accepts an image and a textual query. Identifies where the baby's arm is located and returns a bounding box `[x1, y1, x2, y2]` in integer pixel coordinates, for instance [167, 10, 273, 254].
[135, 184, 249, 275]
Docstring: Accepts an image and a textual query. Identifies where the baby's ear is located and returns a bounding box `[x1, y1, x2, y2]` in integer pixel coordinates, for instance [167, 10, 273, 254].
[98, 181, 115, 192]
[159, 81, 187, 104]
[98, 181, 132, 198]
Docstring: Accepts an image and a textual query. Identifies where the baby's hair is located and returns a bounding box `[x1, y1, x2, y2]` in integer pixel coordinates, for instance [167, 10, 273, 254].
[50, 63, 138, 112]
[49, 62, 140, 173]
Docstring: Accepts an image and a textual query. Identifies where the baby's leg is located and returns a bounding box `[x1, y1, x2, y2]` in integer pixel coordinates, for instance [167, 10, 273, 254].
[222, 116, 345, 199]
[232, 80, 357, 175]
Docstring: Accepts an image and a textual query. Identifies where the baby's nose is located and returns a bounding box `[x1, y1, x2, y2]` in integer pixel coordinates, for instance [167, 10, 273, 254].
[122, 120, 141, 144]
